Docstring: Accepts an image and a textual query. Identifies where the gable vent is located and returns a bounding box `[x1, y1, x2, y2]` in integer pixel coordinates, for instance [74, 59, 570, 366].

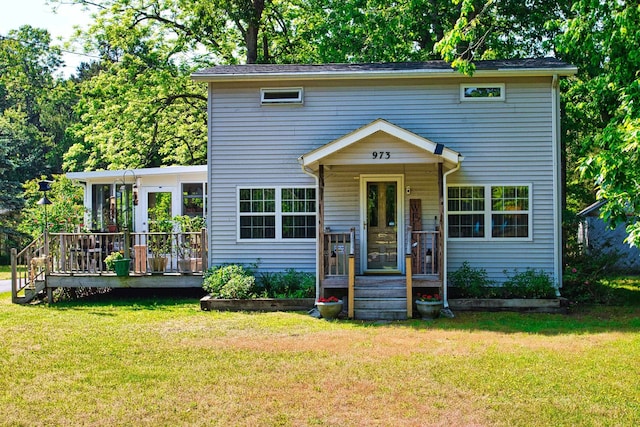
[260, 88, 303, 105]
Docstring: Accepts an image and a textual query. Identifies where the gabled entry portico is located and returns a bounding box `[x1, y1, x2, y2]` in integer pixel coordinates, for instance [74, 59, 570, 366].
[299, 118, 461, 318]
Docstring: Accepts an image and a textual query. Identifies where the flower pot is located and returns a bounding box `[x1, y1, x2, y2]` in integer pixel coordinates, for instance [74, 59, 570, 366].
[316, 301, 343, 320]
[415, 300, 443, 319]
[114, 258, 131, 277]
[148, 257, 168, 273]
[178, 258, 192, 274]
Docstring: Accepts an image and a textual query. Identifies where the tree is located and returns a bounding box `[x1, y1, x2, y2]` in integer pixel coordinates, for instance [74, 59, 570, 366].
[434, 0, 573, 72]
[18, 175, 84, 239]
[0, 26, 70, 210]
[557, 1, 640, 247]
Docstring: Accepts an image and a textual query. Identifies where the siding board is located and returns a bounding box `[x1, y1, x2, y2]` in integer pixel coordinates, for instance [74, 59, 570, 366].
[209, 78, 557, 282]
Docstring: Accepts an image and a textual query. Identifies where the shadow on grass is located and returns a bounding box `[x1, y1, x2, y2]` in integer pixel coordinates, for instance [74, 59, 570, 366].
[51, 288, 208, 311]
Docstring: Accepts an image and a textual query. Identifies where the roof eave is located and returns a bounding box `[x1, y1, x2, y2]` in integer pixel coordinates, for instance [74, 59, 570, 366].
[191, 67, 578, 83]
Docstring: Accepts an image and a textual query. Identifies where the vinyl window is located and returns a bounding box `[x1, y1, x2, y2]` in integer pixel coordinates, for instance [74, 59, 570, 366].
[238, 187, 316, 240]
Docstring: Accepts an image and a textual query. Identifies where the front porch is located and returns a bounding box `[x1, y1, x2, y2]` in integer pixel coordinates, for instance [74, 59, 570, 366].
[320, 230, 443, 320]
[11, 229, 206, 304]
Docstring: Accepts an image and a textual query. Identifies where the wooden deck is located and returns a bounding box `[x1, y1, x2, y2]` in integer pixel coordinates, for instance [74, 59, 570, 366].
[11, 230, 207, 304]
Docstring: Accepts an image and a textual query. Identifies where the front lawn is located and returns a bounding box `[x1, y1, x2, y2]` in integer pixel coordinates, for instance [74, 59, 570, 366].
[1, 289, 639, 426]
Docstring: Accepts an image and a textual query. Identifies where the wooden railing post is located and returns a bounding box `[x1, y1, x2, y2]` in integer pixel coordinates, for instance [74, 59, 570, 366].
[348, 254, 355, 319]
[11, 248, 17, 303]
[201, 227, 208, 272]
[406, 254, 413, 318]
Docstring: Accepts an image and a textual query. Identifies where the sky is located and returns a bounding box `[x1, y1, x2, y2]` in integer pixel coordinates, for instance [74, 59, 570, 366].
[0, 0, 95, 76]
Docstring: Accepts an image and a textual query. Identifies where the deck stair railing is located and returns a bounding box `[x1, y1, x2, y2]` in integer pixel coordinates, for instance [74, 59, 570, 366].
[11, 234, 48, 304]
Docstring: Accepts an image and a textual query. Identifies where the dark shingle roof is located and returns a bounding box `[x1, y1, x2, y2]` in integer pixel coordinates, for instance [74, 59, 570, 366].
[192, 58, 576, 80]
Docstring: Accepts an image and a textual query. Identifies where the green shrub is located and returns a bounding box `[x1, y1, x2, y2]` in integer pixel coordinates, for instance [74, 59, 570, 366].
[502, 269, 557, 298]
[449, 261, 496, 298]
[257, 269, 315, 298]
[562, 234, 618, 304]
[203, 264, 257, 299]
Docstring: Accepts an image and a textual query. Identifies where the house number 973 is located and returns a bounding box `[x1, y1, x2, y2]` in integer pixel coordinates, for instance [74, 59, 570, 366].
[372, 151, 391, 160]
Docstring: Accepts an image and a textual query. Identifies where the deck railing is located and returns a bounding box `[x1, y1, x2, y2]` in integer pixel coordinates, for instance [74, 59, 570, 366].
[411, 230, 440, 275]
[323, 228, 355, 277]
[49, 230, 207, 275]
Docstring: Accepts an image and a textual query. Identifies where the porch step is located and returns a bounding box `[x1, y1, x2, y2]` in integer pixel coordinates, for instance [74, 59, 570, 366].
[352, 276, 408, 320]
[354, 308, 408, 321]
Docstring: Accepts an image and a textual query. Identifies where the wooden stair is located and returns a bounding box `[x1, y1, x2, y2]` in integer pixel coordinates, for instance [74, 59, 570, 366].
[13, 280, 46, 304]
[353, 276, 408, 320]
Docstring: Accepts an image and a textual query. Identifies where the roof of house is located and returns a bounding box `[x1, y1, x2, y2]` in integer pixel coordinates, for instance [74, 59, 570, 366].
[66, 165, 207, 181]
[578, 200, 606, 217]
[192, 58, 577, 82]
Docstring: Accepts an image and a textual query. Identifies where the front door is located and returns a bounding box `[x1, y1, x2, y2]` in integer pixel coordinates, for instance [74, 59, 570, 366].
[361, 175, 404, 273]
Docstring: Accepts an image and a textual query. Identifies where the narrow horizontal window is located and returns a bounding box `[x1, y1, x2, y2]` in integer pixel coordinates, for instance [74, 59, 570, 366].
[460, 83, 505, 101]
[260, 88, 303, 105]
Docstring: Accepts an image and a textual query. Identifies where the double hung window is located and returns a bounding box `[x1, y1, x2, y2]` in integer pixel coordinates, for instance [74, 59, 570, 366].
[448, 185, 531, 239]
[239, 187, 316, 240]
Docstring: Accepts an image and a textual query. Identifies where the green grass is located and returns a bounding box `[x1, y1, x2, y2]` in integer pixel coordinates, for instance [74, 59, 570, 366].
[0, 265, 11, 280]
[1, 289, 639, 426]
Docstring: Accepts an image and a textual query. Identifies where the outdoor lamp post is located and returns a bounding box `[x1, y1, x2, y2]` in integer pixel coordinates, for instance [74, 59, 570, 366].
[37, 180, 53, 265]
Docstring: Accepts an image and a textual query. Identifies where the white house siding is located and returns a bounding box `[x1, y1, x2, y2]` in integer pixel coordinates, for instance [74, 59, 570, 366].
[208, 77, 557, 281]
[323, 164, 440, 274]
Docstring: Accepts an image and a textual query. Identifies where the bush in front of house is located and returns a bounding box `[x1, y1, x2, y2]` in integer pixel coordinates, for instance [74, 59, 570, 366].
[257, 269, 315, 298]
[449, 261, 496, 298]
[562, 236, 618, 304]
[203, 264, 256, 299]
[501, 268, 557, 298]
[203, 264, 315, 299]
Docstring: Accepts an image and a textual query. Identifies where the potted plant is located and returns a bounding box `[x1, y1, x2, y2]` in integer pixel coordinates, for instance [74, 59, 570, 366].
[316, 296, 343, 320]
[104, 251, 130, 276]
[415, 293, 443, 319]
[173, 215, 205, 273]
[148, 218, 173, 273]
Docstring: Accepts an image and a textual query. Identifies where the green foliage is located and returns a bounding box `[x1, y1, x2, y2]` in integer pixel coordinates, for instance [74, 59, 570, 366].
[449, 261, 495, 298]
[558, 1, 640, 247]
[203, 264, 257, 299]
[104, 251, 124, 271]
[257, 269, 315, 298]
[502, 269, 557, 299]
[562, 237, 619, 305]
[18, 175, 85, 238]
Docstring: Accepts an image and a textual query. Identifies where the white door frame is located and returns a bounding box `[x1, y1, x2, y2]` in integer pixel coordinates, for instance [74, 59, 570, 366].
[359, 174, 405, 274]
[138, 186, 176, 232]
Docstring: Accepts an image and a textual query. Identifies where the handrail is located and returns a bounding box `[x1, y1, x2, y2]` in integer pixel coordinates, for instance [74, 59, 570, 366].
[323, 231, 353, 276]
[11, 234, 46, 303]
[411, 230, 440, 275]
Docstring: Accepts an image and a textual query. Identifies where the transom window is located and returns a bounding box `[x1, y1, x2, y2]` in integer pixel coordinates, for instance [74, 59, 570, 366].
[460, 83, 505, 101]
[260, 88, 304, 105]
[238, 187, 316, 240]
[448, 184, 531, 239]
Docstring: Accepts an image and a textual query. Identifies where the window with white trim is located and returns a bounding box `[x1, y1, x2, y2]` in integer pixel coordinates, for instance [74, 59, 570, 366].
[448, 186, 486, 238]
[260, 88, 303, 105]
[460, 83, 505, 101]
[448, 184, 530, 239]
[238, 187, 316, 240]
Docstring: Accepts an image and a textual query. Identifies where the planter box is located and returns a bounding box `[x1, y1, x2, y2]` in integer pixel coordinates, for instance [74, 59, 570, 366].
[200, 295, 316, 312]
[449, 298, 568, 314]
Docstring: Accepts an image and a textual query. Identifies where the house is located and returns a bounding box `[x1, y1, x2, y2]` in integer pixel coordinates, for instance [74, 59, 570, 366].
[578, 201, 640, 271]
[67, 165, 207, 233]
[189, 59, 576, 319]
